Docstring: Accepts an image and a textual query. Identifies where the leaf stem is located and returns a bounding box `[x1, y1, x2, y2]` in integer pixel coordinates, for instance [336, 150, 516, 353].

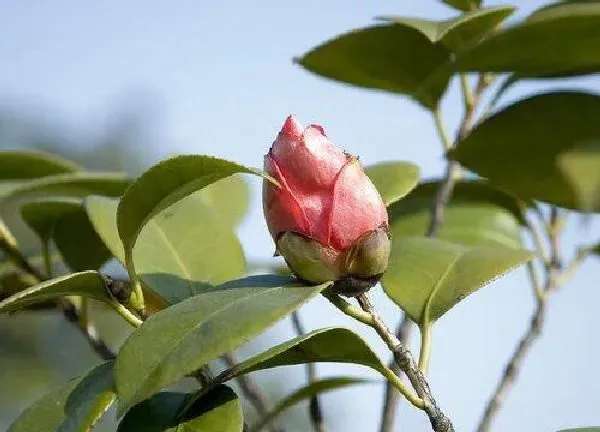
[433, 107, 453, 152]
[418, 323, 432, 374]
[322, 289, 374, 325]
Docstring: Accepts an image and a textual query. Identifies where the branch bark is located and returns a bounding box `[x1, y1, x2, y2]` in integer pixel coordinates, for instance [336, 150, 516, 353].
[357, 293, 454, 432]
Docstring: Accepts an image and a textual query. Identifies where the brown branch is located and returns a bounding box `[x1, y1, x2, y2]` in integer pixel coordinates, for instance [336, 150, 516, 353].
[291, 311, 325, 432]
[476, 208, 586, 432]
[357, 293, 454, 432]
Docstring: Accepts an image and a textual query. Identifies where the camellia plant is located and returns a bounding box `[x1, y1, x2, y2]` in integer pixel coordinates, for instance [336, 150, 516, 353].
[1, 1, 600, 432]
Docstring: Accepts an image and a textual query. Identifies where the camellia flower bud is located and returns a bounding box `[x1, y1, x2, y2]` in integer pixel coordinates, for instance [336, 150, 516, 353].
[263, 115, 390, 296]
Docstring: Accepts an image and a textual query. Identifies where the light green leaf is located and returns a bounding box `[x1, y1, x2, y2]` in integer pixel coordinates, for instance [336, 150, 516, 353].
[115, 275, 330, 414]
[8, 361, 116, 432]
[450, 92, 600, 211]
[364, 161, 420, 206]
[116, 155, 273, 274]
[117, 386, 242, 432]
[87, 193, 246, 305]
[218, 327, 390, 382]
[380, 6, 515, 51]
[442, 0, 481, 12]
[251, 377, 369, 432]
[382, 237, 533, 324]
[0, 150, 80, 180]
[388, 180, 525, 248]
[457, 2, 600, 76]
[296, 24, 453, 110]
[0, 172, 130, 203]
[0, 271, 109, 313]
[198, 175, 250, 228]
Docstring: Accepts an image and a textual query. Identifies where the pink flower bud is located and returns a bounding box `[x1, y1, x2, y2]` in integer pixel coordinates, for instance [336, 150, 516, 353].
[263, 115, 390, 296]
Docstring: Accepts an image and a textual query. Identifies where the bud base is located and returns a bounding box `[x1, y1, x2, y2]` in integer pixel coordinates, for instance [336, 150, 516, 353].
[332, 274, 382, 297]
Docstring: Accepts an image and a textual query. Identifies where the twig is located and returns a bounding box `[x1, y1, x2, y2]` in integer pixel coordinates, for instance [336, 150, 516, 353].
[222, 352, 284, 432]
[476, 208, 586, 432]
[357, 293, 454, 432]
[0, 236, 116, 361]
[291, 311, 325, 432]
[379, 315, 412, 432]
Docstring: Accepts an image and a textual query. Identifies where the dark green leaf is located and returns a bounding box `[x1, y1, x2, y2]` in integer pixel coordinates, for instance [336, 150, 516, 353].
[21, 200, 81, 241]
[450, 92, 600, 211]
[457, 2, 600, 76]
[115, 275, 329, 414]
[87, 193, 246, 305]
[251, 377, 369, 432]
[380, 6, 514, 51]
[0, 172, 130, 204]
[442, 0, 481, 12]
[219, 327, 390, 381]
[0, 150, 80, 180]
[297, 24, 453, 109]
[364, 161, 420, 206]
[0, 271, 109, 313]
[117, 386, 242, 432]
[388, 180, 525, 248]
[116, 155, 272, 270]
[382, 237, 532, 323]
[8, 361, 115, 432]
[198, 175, 250, 228]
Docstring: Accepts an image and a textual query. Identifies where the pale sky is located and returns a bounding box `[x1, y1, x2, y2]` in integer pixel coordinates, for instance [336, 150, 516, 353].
[0, 1, 599, 431]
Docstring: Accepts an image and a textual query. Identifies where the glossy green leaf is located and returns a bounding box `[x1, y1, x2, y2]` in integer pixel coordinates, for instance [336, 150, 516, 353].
[388, 180, 525, 248]
[115, 275, 330, 413]
[218, 327, 389, 382]
[86, 193, 246, 305]
[364, 161, 420, 206]
[198, 175, 250, 227]
[382, 237, 533, 323]
[297, 24, 453, 109]
[0, 172, 130, 203]
[0, 271, 109, 313]
[251, 377, 369, 432]
[117, 386, 242, 432]
[116, 155, 272, 268]
[442, 0, 481, 12]
[8, 361, 115, 432]
[380, 6, 514, 51]
[457, 2, 600, 76]
[0, 150, 80, 180]
[450, 92, 600, 211]
[557, 140, 600, 212]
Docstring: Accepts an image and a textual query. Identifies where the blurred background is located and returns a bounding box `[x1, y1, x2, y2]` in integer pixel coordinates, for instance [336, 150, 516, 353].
[1, 1, 599, 431]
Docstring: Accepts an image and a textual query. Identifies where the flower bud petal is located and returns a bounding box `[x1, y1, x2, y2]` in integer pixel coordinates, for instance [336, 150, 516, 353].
[341, 227, 391, 277]
[276, 232, 341, 283]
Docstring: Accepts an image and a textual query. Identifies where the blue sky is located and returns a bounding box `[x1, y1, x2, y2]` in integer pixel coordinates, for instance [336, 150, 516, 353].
[1, 1, 599, 431]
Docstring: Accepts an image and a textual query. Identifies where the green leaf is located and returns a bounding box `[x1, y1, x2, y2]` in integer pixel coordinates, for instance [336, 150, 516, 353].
[21, 200, 111, 271]
[87, 193, 246, 305]
[364, 161, 420, 206]
[218, 327, 390, 382]
[380, 6, 515, 51]
[457, 2, 600, 76]
[0, 172, 130, 204]
[450, 92, 600, 211]
[388, 180, 525, 248]
[0, 271, 109, 313]
[296, 24, 453, 109]
[0, 150, 80, 180]
[557, 140, 600, 212]
[117, 386, 242, 432]
[115, 275, 330, 414]
[116, 155, 272, 272]
[382, 237, 533, 323]
[198, 175, 250, 228]
[251, 377, 369, 432]
[442, 0, 481, 12]
[8, 361, 116, 432]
